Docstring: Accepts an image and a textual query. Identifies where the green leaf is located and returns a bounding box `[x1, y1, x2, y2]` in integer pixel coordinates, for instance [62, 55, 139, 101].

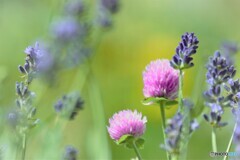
[165, 100, 178, 106]
[116, 134, 134, 145]
[142, 97, 178, 106]
[135, 138, 145, 149]
[125, 138, 145, 149]
[125, 143, 134, 149]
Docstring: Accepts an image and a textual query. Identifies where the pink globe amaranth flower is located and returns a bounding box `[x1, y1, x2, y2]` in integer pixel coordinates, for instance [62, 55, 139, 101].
[143, 59, 179, 100]
[107, 110, 147, 141]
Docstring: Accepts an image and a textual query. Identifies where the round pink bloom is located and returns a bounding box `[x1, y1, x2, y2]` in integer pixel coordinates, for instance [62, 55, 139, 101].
[143, 59, 179, 100]
[107, 110, 147, 141]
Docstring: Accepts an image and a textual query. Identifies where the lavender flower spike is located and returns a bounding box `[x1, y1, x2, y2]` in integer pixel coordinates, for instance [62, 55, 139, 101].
[203, 51, 237, 127]
[170, 32, 199, 70]
[143, 59, 179, 100]
[107, 110, 147, 141]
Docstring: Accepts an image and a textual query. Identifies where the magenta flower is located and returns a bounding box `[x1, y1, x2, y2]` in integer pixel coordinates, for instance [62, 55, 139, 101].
[107, 110, 147, 141]
[143, 59, 179, 100]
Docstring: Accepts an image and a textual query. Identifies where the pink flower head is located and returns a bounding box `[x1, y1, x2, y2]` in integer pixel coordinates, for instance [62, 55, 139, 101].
[107, 110, 147, 141]
[143, 59, 179, 100]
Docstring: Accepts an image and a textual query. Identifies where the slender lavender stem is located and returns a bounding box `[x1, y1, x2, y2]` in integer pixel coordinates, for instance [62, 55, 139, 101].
[160, 102, 166, 129]
[160, 101, 170, 160]
[88, 72, 111, 159]
[178, 69, 190, 160]
[178, 70, 183, 112]
[132, 140, 142, 160]
[172, 154, 179, 160]
[212, 127, 217, 152]
[223, 123, 237, 160]
[21, 133, 27, 160]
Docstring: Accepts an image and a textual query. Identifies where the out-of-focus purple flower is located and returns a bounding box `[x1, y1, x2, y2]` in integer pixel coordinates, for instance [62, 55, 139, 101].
[65, 0, 84, 16]
[221, 41, 238, 56]
[64, 145, 78, 160]
[162, 112, 198, 153]
[51, 18, 80, 41]
[97, 10, 112, 28]
[143, 59, 179, 100]
[190, 119, 199, 133]
[19, 42, 54, 77]
[170, 32, 199, 70]
[7, 111, 20, 129]
[24, 42, 40, 60]
[36, 45, 54, 72]
[54, 92, 84, 120]
[101, 0, 119, 13]
[162, 113, 183, 154]
[107, 110, 147, 141]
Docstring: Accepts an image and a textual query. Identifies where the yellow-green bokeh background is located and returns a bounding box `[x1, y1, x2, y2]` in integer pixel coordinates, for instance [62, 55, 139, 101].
[0, 0, 240, 159]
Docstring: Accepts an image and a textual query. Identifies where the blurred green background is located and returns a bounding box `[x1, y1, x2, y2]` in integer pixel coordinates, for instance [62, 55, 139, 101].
[0, 0, 240, 159]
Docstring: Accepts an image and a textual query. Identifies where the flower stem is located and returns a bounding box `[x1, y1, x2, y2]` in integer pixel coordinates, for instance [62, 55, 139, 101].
[160, 101, 170, 160]
[87, 73, 111, 159]
[171, 154, 179, 160]
[132, 140, 142, 160]
[178, 69, 183, 112]
[223, 123, 237, 160]
[212, 127, 217, 152]
[21, 133, 27, 160]
[160, 101, 166, 129]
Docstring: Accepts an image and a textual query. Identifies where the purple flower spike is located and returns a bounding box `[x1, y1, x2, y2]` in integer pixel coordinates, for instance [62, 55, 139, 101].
[170, 32, 199, 69]
[107, 110, 147, 141]
[143, 59, 179, 100]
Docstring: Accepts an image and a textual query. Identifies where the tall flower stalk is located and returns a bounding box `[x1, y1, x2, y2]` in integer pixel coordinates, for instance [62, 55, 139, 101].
[142, 59, 179, 160]
[203, 50, 238, 153]
[170, 32, 199, 159]
[170, 32, 199, 111]
[13, 42, 47, 159]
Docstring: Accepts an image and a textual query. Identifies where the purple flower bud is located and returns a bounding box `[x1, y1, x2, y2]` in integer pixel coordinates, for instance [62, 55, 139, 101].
[18, 65, 26, 74]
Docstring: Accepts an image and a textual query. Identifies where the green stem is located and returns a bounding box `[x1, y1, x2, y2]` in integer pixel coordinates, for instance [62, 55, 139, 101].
[160, 101, 170, 160]
[21, 133, 27, 160]
[87, 73, 111, 159]
[160, 102, 166, 129]
[178, 69, 183, 112]
[171, 154, 179, 160]
[132, 140, 142, 160]
[178, 69, 190, 160]
[223, 123, 237, 160]
[212, 127, 217, 152]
